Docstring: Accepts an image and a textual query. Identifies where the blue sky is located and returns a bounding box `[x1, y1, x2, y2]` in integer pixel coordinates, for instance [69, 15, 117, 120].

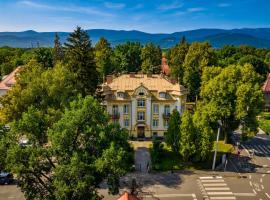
[0, 0, 269, 33]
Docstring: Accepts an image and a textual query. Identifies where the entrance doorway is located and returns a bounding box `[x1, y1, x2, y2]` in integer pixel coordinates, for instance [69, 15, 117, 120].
[137, 126, 145, 138]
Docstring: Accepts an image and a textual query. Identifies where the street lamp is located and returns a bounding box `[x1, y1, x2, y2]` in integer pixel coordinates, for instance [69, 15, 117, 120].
[212, 120, 222, 170]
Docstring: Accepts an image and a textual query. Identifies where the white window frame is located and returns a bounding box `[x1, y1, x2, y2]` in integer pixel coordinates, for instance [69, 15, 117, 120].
[164, 105, 170, 115]
[137, 112, 145, 121]
[153, 119, 159, 127]
[123, 105, 129, 114]
[112, 105, 118, 114]
[137, 99, 145, 107]
[164, 119, 169, 128]
[159, 92, 166, 98]
[153, 104, 159, 114]
[124, 119, 129, 127]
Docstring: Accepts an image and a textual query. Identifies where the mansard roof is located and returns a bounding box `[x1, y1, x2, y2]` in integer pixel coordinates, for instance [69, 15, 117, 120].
[103, 73, 187, 97]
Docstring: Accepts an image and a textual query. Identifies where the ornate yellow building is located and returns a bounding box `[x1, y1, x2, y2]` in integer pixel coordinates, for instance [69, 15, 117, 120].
[102, 73, 188, 138]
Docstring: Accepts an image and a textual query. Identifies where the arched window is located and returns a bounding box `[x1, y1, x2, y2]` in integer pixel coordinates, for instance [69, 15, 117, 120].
[117, 92, 125, 98]
[159, 92, 166, 98]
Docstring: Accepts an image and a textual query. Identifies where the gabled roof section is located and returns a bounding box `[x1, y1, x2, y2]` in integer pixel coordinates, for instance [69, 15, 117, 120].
[263, 73, 270, 93]
[0, 66, 21, 90]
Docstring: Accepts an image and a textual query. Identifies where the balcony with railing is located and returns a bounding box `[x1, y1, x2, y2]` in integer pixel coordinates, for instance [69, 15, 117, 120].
[110, 112, 120, 119]
[162, 112, 171, 119]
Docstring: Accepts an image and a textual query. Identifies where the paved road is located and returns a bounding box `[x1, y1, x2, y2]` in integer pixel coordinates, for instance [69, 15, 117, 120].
[134, 147, 151, 173]
[2, 133, 270, 200]
[237, 131, 270, 200]
[0, 185, 24, 200]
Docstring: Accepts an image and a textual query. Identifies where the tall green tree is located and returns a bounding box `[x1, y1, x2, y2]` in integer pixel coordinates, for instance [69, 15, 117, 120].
[113, 42, 142, 73]
[239, 55, 268, 77]
[64, 26, 98, 96]
[140, 43, 162, 74]
[0, 62, 133, 199]
[200, 64, 264, 141]
[34, 48, 53, 69]
[179, 111, 196, 161]
[53, 33, 64, 64]
[165, 109, 181, 153]
[193, 103, 215, 161]
[167, 37, 189, 83]
[95, 37, 113, 81]
[183, 42, 216, 101]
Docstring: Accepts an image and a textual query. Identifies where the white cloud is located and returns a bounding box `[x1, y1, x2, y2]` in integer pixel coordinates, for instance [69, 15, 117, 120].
[104, 2, 125, 9]
[187, 7, 205, 13]
[158, 1, 183, 11]
[18, 1, 114, 17]
[218, 3, 231, 7]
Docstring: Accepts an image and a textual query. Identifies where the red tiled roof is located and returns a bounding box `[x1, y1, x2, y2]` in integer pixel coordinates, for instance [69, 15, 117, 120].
[117, 192, 140, 200]
[0, 67, 21, 91]
[263, 73, 270, 93]
[161, 56, 170, 75]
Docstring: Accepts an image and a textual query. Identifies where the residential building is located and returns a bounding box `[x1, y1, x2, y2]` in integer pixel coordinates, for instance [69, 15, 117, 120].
[0, 67, 21, 96]
[263, 73, 270, 111]
[101, 73, 187, 138]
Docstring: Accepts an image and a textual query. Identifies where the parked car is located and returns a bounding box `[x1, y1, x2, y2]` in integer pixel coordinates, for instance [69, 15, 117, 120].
[0, 172, 14, 185]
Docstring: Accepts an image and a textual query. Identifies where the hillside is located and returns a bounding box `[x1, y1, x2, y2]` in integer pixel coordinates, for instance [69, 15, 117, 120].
[0, 28, 270, 48]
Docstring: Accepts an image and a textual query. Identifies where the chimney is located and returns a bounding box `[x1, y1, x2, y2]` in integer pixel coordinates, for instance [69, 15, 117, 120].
[130, 72, 135, 78]
[106, 75, 113, 84]
[170, 78, 177, 84]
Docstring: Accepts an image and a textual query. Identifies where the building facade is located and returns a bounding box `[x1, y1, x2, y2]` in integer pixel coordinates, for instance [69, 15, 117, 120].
[101, 73, 187, 138]
[263, 73, 270, 111]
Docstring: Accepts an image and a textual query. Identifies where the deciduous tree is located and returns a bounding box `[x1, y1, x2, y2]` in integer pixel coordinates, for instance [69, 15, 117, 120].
[141, 43, 162, 74]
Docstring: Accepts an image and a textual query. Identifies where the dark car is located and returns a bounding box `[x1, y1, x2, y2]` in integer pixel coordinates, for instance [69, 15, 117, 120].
[0, 172, 13, 185]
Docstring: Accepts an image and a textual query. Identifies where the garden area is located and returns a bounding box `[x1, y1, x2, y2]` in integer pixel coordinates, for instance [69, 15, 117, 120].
[258, 112, 270, 135]
[150, 140, 234, 171]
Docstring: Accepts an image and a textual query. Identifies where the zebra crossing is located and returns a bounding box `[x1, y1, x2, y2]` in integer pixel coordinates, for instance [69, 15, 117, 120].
[198, 176, 236, 200]
[241, 144, 270, 158]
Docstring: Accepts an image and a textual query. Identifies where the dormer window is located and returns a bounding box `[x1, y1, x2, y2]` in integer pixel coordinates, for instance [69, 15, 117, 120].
[117, 92, 125, 98]
[159, 92, 166, 98]
[139, 92, 144, 96]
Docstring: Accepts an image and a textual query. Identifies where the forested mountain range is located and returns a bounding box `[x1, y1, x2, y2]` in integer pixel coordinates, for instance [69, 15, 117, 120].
[0, 28, 270, 48]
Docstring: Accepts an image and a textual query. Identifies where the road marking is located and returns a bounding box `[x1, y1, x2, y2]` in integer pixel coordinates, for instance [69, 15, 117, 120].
[261, 145, 270, 154]
[203, 183, 227, 187]
[249, 181, 252, 186]
[253, 189, 257, 194]
[241, 144, 250, 156]
[258, 145, 269, 155]
[234, 193, 256, 196]
[260, 178, 263, 183]
[207, 192, 233, 195]
[266, 193, 270, 199]
[249, 174, 251, 179]
[205, 187, 230, 191]
[192, 193, 197, 200]
[263, 174, 266, 177]
[201, 179, 225, 183]
[210, 197, 236, 200]
[261, 185, 264, 190]
[144, 193, 196, 198]
[199, 176, 222, 179]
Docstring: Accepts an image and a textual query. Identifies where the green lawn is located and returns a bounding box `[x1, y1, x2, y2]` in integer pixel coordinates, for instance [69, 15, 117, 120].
[151, 141, 233, 171]
[258, 112, 270, 135]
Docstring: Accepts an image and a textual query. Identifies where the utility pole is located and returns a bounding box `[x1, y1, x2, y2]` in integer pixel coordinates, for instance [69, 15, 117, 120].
[212, 121, 222, 170]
